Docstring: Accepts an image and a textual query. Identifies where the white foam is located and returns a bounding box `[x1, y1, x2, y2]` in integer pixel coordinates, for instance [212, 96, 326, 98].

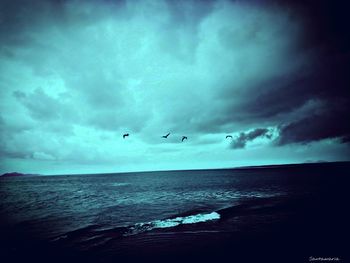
[152, 212, 220, 229]
[153, 220, 181, 228]
[127, 212, 221, 235]
[181, 212, 221, 224]
[111, 183, 130, 187]
[131, 212, 220, 231]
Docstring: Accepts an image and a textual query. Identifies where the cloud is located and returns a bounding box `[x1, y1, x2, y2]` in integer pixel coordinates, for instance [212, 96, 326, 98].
[277, 109, 350, 145]
[32, 151, 56, 161]
[13, 88, 69, 121]
[230, 128, 272, 149]
[0, 0, 349, 173]
[2, 0, 311, 134]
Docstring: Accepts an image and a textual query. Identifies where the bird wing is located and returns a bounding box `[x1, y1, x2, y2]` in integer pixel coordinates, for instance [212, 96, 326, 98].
[166, 133, 170, 137]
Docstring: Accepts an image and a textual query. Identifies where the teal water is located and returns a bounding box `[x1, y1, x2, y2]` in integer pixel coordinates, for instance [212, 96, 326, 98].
[1, 162, 349, 262]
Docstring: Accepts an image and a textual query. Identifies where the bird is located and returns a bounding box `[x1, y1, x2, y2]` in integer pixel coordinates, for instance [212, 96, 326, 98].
[226, 135, 233, 139]
[182, 136, 187, 142]
[162, 133, 170, 138]
[123, 133, 129, 139]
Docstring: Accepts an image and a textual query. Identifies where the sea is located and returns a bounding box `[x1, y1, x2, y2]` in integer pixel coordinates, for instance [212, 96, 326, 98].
[0, 162, 349, 263]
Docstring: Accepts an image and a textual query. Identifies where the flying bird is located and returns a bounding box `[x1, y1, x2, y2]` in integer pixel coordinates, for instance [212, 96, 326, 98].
[182, 136, 188, 142]
[123, 133, 129, 139]
[226, 135, 233, 139]
[162, 133, 170, 138]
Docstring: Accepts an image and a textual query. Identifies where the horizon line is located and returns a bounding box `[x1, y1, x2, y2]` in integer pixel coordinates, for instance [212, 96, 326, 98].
[3, 160, 349, 177]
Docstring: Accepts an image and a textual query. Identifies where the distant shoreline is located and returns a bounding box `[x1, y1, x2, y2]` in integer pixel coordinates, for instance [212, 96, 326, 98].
[228, 161, 350, 170]
[0, 172, 40, 177]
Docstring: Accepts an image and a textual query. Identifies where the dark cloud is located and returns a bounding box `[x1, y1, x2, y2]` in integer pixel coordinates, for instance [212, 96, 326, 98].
[231, 128, 271, 149]
[279, 0, 350, 53]
[204, 0, 350, 142]
[13, 90, 26, 99]
[0, 149, 29, 159]
[0, 0, 66, 47]
[1, 0, 349, 173]
[277, 108, 350, 145]
[238, 56, 348, 119]
[13, 88, 68, 121]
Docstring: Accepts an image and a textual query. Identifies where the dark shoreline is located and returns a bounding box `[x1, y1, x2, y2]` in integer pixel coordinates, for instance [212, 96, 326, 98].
[229, 160, 350, 170]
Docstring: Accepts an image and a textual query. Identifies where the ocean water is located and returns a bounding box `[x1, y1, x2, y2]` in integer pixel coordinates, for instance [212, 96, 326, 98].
[0, 162, 349, 262]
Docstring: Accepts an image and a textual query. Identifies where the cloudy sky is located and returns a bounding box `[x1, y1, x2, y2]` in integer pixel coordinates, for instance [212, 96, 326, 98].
[0, 0, 349, 175]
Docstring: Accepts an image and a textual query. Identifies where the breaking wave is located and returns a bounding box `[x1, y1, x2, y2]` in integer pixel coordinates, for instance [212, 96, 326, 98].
[125, 212, 220, 236]
[110, 183, 130, 187]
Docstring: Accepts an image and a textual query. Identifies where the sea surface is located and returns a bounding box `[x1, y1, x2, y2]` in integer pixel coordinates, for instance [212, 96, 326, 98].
[0, 162, 349, 262]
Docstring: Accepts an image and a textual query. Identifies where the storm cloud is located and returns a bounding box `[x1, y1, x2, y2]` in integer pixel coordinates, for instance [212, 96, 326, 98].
[0, 0, 349, 174]
[277, 109, 350, 145]
[230, 128, 272, 149]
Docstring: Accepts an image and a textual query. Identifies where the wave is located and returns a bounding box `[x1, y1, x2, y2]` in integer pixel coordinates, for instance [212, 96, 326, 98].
[125, 212, 220, 236]
[125, 195, 291, 235]
[110, 183, 130, 187]
[52, 211, 221, 245]
[51, 195, 290, 249]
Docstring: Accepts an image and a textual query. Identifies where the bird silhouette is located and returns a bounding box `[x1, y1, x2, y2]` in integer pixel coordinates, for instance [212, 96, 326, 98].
[162, 133, 170, 138]
[226, 135, 233, 139]
[123, 133, 129, 139]
[182, 136, 187, 142]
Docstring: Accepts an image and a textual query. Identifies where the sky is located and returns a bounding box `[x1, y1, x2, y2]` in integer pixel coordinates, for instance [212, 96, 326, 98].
[0, 0, 349, 175]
